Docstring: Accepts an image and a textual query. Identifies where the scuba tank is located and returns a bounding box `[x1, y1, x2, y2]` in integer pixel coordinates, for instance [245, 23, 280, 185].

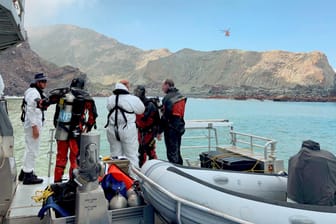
[55, 92, 75, 140]
[126, 183, 144, 207]
[109, 188, 127, 210]
[127, 191, 143, 207]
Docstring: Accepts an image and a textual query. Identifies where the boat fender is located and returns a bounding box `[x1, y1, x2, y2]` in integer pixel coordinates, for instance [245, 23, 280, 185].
[37, 196, 71, 219]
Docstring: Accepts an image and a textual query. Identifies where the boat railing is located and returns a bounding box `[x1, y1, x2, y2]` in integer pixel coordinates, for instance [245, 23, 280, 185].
[182, 119, 232, 151]
[182, 119, 277, 160]
[47, 128, 56, 178]
[131, 166, 253, 224]
[230, 130, 277, 161]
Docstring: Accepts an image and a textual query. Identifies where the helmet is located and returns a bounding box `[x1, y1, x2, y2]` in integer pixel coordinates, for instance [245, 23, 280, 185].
[134, 85, 145, 98]
[70, 78, 85, 89]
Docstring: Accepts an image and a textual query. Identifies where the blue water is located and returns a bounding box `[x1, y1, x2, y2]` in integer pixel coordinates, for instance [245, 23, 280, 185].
[7, 97, 336, 175]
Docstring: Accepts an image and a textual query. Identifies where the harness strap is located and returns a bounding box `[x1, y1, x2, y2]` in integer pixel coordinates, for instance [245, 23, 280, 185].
[20, 99, 26, 122]
[104, 108, 115, 128]
[114, 95, 121, 141]
[104, 95, 135, 141]
[37, 196, 70, 219]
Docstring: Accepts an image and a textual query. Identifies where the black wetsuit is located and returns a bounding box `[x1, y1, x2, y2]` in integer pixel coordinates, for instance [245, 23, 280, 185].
[160, 88, 186, 165]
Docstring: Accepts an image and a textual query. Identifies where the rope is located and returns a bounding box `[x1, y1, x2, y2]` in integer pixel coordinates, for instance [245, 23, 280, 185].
[31, 185, 54, 203]
[247, 160, 260, 172]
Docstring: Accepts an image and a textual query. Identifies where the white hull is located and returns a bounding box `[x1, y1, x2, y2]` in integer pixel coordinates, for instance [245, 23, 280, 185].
[137, 160, 336, 224]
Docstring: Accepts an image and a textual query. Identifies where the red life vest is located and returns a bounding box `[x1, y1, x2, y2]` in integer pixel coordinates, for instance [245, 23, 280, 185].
[172, 98, 186, 118]
[106, 164, 134, 189]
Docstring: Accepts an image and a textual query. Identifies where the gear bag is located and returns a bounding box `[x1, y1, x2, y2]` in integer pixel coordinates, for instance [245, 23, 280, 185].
[38, 180, 77, 218]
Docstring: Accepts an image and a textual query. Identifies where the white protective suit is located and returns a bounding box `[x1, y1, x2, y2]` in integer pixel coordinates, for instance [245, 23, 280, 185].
[22, 86, 44, 173]
[106, 83, 145, 169]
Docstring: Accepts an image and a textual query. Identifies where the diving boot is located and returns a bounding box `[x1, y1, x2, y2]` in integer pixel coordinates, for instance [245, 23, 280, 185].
[23, 172, 43, 185]
[18, 169, 24, 181]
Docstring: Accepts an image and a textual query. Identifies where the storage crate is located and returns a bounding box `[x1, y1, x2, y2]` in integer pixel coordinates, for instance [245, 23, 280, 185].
[199, 151, 224, 168]
[216, 156, 259, 171]
[49, 204, 154, 224]
[104, 159, 130, 174]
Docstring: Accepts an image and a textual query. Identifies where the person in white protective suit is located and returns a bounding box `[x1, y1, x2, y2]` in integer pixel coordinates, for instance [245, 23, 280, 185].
[19, 73, 48, 185]
[105, 80, 145, 172]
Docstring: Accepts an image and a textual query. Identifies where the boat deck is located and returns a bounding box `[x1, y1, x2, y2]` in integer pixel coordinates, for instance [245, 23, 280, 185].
[6, 177, 167, 224]
[183, 119, 284, 173]
[217, 145, 268, 161]
[6, 177, 52, 224]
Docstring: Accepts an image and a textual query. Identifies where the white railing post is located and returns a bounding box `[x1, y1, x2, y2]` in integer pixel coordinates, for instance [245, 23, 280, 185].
[47, 128, 55, 178]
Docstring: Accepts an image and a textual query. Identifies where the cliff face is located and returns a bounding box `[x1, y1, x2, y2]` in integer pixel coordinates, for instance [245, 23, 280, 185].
[130, 49, 335, 100]
[0, 24, 335, 101]
[0, 42, 87, 96]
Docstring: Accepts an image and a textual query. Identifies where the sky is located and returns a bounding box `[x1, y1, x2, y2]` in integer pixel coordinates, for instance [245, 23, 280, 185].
[24, 0, 336, 70]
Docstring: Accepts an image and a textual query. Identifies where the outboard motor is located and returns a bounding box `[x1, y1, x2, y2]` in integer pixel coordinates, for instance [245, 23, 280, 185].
[287, 140, 336, 206]
[74, 133, 111, 224]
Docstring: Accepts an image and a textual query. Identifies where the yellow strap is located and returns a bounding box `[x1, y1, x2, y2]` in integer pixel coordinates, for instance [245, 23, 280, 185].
[101, 155, 111, 161]
[31, 185, 54, 203]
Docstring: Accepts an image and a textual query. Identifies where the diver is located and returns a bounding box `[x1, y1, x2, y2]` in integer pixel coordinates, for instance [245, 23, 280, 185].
[52, 78, 98, 183]
[134, 85, 161, 167]
[159, 79, 187, 165]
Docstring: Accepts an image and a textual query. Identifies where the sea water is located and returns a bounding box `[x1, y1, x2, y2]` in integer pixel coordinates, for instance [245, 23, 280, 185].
[6, 97, 336, 176]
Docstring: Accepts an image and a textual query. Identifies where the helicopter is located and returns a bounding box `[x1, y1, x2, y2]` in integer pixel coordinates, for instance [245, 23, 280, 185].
[220, 28, 231, 37]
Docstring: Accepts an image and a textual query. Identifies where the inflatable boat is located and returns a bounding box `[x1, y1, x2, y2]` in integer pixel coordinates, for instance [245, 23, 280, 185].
[135, 157, 336, 224]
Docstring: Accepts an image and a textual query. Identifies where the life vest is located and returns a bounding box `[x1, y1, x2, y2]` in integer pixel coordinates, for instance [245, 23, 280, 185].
[171, 95, 187, 118]
[162, 88, 187, 119]
[104, 163, 134, 190]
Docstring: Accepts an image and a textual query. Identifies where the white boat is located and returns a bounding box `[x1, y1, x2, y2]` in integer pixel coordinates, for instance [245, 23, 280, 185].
[2, 1, 336, 224]
[134, 159, 336, 224]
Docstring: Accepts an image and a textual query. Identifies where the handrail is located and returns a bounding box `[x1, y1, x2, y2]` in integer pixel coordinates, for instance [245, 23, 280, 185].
[131, 166, 252, 224]
[183, 120, 232, 152]
[182, 119, 278, 166]
[47, 128, 55, 177]
[230, 130, 277, 160]
[181, 126, 218, 151]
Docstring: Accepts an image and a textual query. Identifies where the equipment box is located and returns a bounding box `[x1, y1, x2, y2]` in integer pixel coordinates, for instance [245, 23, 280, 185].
[216, 156, 259, 171]
[199, 151, 224, 168]
[103, 159, 130, 174]
[49, 204, 154, 224]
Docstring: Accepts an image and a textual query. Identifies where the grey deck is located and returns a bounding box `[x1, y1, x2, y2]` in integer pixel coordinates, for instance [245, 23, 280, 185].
[6, 177, 52, 224]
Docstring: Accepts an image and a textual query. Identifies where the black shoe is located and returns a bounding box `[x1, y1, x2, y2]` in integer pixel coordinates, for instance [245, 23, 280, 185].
[18, 169, 24, 181]
[23, 172, 43, 185]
